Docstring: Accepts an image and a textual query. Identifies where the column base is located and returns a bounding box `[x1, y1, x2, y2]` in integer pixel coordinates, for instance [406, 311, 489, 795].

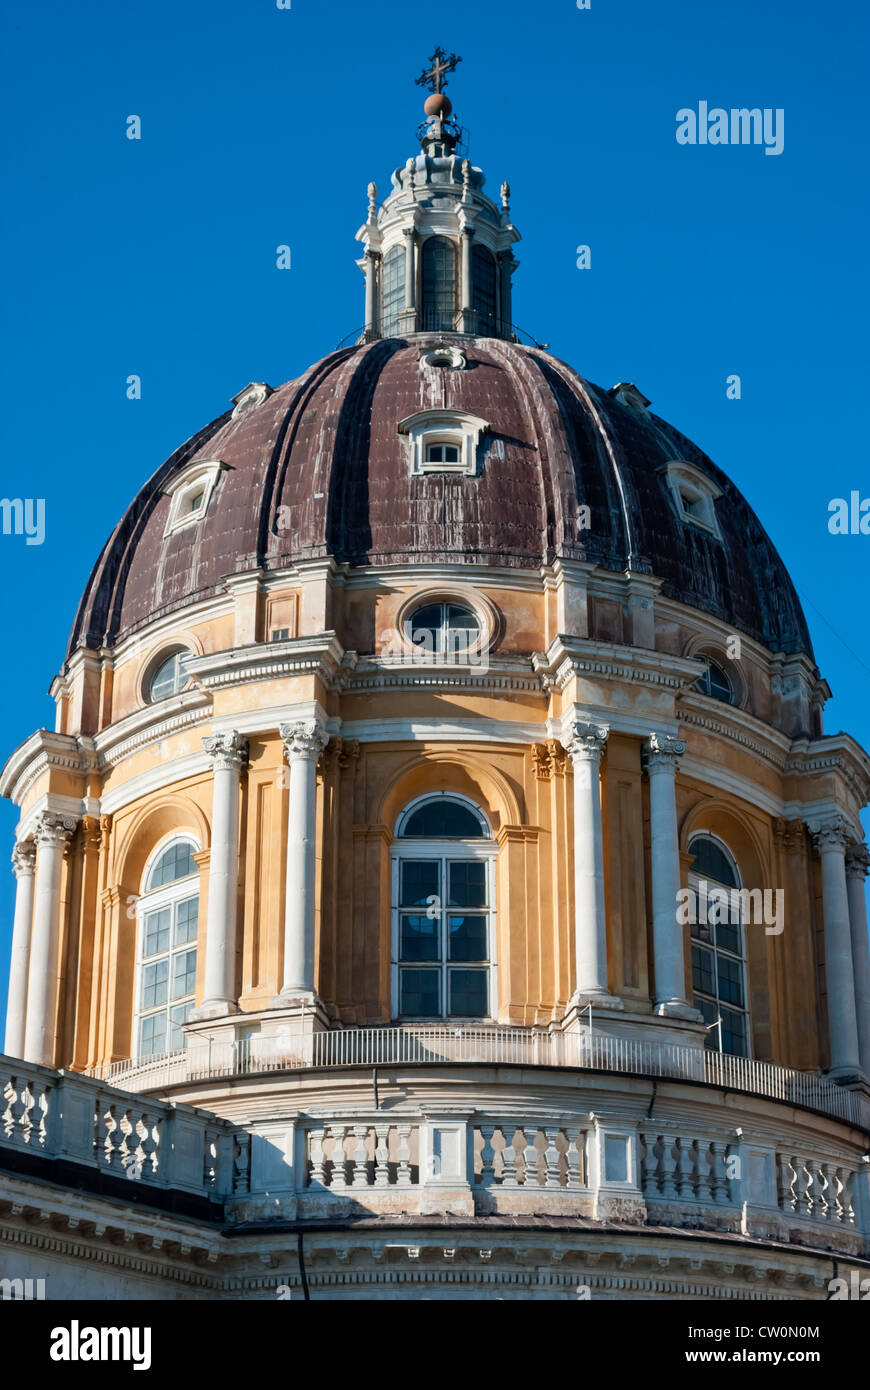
[653, 998, 703, 1022]
[825, 1065, 865, 1086]
[568, 989, 624, 1012]
[189, 999, 241, 1023]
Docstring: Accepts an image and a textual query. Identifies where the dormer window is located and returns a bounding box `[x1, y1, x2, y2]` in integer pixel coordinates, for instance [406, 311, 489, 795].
[660, 461, 723, 540]
[398, 409, 489, 477]
[163, 459, 226, 538]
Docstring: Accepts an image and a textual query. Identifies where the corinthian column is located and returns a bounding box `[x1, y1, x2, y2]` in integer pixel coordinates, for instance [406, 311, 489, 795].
[23, 812, 77, 1066]
[566, 722, 621, 1009]
[193, 731, 248, 1020]
[845, 842, 870, 1075]
[813, 819, 861, 1078]
[643, 733, 698, 1019]
[275, 721, 328, 1002]
[4, 841, 36, 1057]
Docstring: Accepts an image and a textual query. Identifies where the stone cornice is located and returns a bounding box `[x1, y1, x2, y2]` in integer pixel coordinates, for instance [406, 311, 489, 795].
[0, 729, 99, 807]
[92, 688, 213, 769]
[679, 698, 793, 769]
[533, 636, 703, 695]
[345, 655, 545, 697]
[185, 633, 346, 691]
[785, 733, 870, 806]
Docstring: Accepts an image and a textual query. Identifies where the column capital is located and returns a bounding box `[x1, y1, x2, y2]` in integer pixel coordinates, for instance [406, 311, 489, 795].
[845, 842, 870, 879]
[32, 811, 77, 847]
[565, 721, 609, 765]
[203, 730, 249, 772]
[11, 840, 36, 877]
[811, 817, 850, 853]
[280, 720, 329, 763]
[642, 732, 686, 774]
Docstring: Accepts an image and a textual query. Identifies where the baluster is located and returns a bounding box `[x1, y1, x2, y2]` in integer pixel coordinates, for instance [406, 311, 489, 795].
[137, 1112, 158, 1180]
[794, 1156, 811, 1215]
[840, 1169, 855, 1226]
[3, 1078, 25, 1143]
[640, 1134, 658, 1195]
[565, 1131, 584, 1190]
[308, 1127, 326, 1187]
[478, 1124, 496, 1188]
[100, 1105, 120, 1170]
[543, 1128, 562, 1187]
[202, 1128, 218, 1190]
[351, 1124, 370, 1187]
[676, 1138, 695, 1199]
[778, 1153, 796, 1212]
[709, 1142, 727, 1204]
[660, 1135, 678, 1199]
[501, 1128, 520, 1189]
[522, 1129, 540, 1187]
[817, 1162, 833, 1217]
[373, 1123, 390, 1188]
[395, 1123, 413, 1188]
[233, 1132, 251, 1193]
[20, 1084, 37, 1146]
[329, 1125, 348, 1191]
[695, 1141, 714, 1204]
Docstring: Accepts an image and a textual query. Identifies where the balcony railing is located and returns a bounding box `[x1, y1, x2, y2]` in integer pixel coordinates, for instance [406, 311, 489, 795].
[83, 1026, 870, 1131]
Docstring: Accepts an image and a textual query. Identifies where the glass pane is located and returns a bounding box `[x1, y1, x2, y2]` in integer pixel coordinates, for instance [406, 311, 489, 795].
[716, 915, 741, 956]
[448, 860, 486, 907]
[147, 839, 197, 890]
[448, 914, 487, 962]
[402, 799, 485, 839]
[174, 895, 199, 945]
[142, 959, 168, 1009]
[720, 1007, 748, 1056]
[400, 860, 440, 907]
[169, 1003, 192, 1050]
[400, 914, 441, 962]
[448, 968, 488, 1017]
[171, 949, 197, 1000]
[691, 945, 714, 997]
[381, 244, 405, 338]
[399, 968, 440, 1017]
[472, 244, 498, 334]
[149, 651, 190, 702]
[143, 907, 171, 957]
[421, 236, 456, 332]
[405, 603, 441, 656]
[690, 836, 738, 888]
[140, 1012, 166, 1056]
[717, 956, 745, 1008]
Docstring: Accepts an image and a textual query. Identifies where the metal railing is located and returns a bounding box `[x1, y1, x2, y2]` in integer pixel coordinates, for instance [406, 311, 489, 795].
[84, 1026, 870, 1131]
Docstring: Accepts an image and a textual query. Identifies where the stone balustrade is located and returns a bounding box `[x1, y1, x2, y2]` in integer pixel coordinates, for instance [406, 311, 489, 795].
[3, 1055, 870, 1258]
[777, 1152, 856, 1227]
[1, 1057, 238, 1200]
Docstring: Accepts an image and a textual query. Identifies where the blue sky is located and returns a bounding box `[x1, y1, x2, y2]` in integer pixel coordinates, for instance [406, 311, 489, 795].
[0, 0, 867, 1035]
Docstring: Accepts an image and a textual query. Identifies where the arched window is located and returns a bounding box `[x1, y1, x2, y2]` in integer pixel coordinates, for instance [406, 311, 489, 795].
[472, 244, 498, 335]
[381, 244, 405, 338]
[392, 794, 496, 1020]
[135, 837, 200, 1057]
[148, 649, 191, 703]
[421, 237, 457, 332]
[403, 601, 480, 658]
[695, 658, 735, 705]
[688, 834, 749, 1057]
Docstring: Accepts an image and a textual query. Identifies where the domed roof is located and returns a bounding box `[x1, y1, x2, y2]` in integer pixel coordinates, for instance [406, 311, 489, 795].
[67, 336, 812, 660]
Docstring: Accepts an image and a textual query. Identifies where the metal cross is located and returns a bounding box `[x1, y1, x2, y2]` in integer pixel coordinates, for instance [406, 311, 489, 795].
[415, 47, 462, 94]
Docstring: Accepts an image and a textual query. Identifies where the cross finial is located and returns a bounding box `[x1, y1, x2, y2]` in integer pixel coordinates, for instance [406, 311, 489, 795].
[415, 46, 462, 94]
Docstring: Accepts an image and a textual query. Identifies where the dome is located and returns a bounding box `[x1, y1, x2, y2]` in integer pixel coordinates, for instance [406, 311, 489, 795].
[68, 334, 812, 661]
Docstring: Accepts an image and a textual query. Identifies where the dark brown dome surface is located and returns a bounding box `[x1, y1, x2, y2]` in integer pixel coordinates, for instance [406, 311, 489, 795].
[68, 336, 812, 659]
